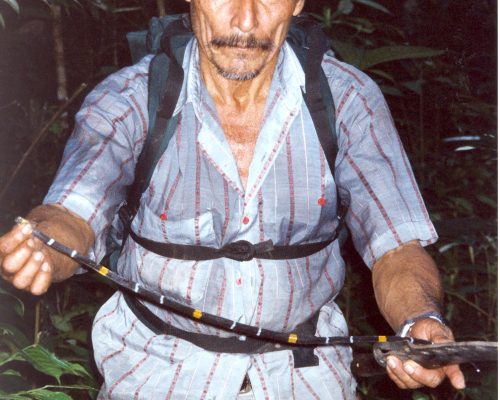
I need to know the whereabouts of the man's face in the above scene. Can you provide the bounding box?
[186,0,305,81]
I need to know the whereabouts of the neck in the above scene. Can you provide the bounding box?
[199,50,279,112]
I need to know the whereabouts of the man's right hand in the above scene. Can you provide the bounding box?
[0,222,54,295]
[0,204,95,296]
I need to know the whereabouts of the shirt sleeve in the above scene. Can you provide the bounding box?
[323,55,438,268]
[43,56,152,262]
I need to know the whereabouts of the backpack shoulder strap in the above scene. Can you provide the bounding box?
[287,15,338,179]
[120,14,192,229]
[288,15,349,241]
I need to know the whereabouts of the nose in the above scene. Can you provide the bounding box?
[231,0,258,33]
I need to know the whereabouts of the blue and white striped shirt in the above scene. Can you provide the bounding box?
[45,38,437,400]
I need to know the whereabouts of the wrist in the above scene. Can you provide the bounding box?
[397,311,446,337]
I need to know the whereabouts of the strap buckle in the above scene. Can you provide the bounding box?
[219,240,274,262]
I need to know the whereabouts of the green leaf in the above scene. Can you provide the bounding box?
[402,79,424,95]
[476,194,496,209]
[28,389,72,400]
[379,85,403,97]
[337,0,354,15]
[412,391,431,400]
[19,345,91,384]
[0,322,30,348]
[1,369,22,377]
[353,0,391,14]
[0,350,24,367]
[368,69,396,83]
[360,46,445,70]
[329,42,445,71]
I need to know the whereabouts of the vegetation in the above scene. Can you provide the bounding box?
[0,0,496,399]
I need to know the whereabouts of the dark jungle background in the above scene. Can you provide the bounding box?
[0,0,496,399]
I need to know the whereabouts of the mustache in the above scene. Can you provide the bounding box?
[210,34,274,51]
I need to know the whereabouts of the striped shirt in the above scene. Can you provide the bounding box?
[44,38,437,400]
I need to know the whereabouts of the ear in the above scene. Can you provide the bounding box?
[293,0,305,16]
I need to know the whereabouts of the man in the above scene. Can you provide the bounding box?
[0,0,465,398]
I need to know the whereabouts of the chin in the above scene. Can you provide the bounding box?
[216,68,262,81]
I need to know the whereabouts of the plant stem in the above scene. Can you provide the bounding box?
[50,4,68,102]
[445,290,489,318]
[0,83,87,204]
[156,0,166,16]
[34,301,40,345]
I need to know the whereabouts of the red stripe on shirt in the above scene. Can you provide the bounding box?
[317,349,348,400]
[296,369,321,400]
[305,257,315,313]
[221,181,230,243]
[194,141,202,245]
[350,209,376,264]
[288,352,297,400]
[164,361,185,400]
[247,110,295,200]
[100,319,139,370]
[215,269,227,337]
[88,153,134,224]
[282,261,295,331]
[252,357,270,400]
[285,134,295,245]
[255,259,265,326]
[107,335,159,398]
[336,85,354,117]
[161,171,181,241]
[93,294,120,328]
[324,59,365,87]
[346,153,402,245]
[200,353,221,400]
[258,190,265,242]
[59,107,134,204]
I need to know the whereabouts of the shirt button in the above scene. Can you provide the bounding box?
[159,213,168,220]
[242,216,250,225]
[317,197,326,206]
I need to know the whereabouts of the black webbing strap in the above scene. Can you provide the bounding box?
[289,16,338,178]
[123,291,319,368]
[119,18,189,232]
[129,232,333,262]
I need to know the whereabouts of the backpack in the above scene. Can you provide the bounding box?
[109,13,346,265]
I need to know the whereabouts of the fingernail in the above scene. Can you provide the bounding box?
[387,357,397,369]
[27,239,35,248]
[403,362,415,374]
[456,376,466,389]
[33,252,44,262]
[21,224,32,235]
[41,262,50,273]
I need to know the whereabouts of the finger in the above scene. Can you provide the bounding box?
[386,358,409,389]
[29,262,53,295]
[1,237,38,275]
[11,251,45,290]
[386,356,423,389]
[402,360,445,388]
[443,364,466,389]
[0,223,33,257]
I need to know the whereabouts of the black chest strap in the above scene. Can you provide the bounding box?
[127,199,347,262]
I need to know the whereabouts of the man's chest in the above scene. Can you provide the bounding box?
[138,104,339,246]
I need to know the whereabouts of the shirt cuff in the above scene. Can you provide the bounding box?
[363,220,438,269]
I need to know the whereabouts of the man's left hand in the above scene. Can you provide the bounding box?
[385,318,466,390]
